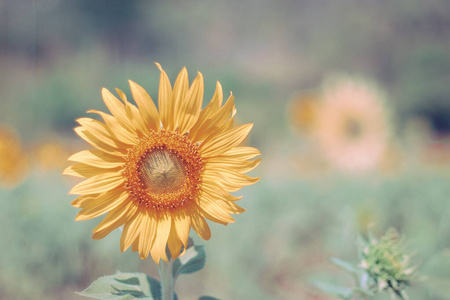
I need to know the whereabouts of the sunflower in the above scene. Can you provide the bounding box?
[313,76,390,173]
[64,64,260,263]
[32,138,70,172]
[0,126,29,188]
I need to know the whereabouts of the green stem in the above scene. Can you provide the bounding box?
[158,259,175,300]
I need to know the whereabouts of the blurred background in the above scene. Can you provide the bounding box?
[1,0,450,299]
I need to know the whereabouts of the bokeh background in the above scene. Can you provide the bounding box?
[1,1,450,299]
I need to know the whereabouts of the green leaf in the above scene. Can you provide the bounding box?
[77,271,161,300]
[198,297,220,300]
[313,280,353,300]
[330,258,360,275]
[172,245,206,279]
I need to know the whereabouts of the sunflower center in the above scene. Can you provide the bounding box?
[140,149,187,194]
[345,118,363,139]
[123,130,204,211]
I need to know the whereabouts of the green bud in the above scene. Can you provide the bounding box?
[358,228,417,298]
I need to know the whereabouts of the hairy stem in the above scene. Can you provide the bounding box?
[158,259,174,300]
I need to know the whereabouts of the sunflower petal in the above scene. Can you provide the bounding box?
[129,80,161,132]
[200,123,253,157]
[167,223,183,260]
[63,163,119,178]
[191,214,211,240]
[69,172,124,195]
[138,211,157,260]
[77,118,127,149]
[68,150,124,168]
[206,158,261,173]
[156,63,173,130]
[120,212,143,252]
[190,93,235,143]
[75,189,128,221]
[200,180,243,202]
[198,192,236,223]
[150,212,171,263]
[171,67,189,130]
[74,127,125,156]
[101,88,135,132]
[178,72,204,134]
[87,110,138,145]
[91,201,138,239]
[222,146,261,160]
[116,88,149,136]
[172,210,191,249]
[190,81,223,133]
[71,195,96,208]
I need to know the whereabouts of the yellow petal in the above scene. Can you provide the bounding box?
[87,110,138,145]
[190,81,223,136]
[120,212,143,252]
[206,158,261,173]
[101,88,135,132]
[68,150,124,168]
[172,210,191,249]
[190,94,235,143]
[171,67,189,130]
[167,224,182,260]
[199,179,242,202]
[221,146,261,160]
[129,80,161,132]
[74,127,125,156]
[200,123,253,157]
[92,200,138,239]
[150,212,171,263]
[177,72,204,134]
[75,189,128,221]
[198,192,236,224]
[138,212,157,260]
[217,200,246,214]
[132,237,140,252]
[69,172,124,195]
[190,214,211,240]
[116,88,150,136]
[203,169,260,192]
[156,63,173,130]
[63,163,119,178]
[77,118,126,149]
[71,195,97,208]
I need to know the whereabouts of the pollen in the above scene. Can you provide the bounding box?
[123,130,204,211]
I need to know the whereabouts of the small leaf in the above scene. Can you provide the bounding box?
[330,258,360,275]
[172,245,206,279]
[77,271,161,300]
[199,296,220,300]
[313,280,353,300]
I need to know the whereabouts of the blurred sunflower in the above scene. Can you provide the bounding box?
[32,139,70,172]
[64,64,260,263]
[287,91,320,135]
[313,76,390,173]
[0,126,29,188]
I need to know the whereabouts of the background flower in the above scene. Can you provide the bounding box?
[313,76,391,173]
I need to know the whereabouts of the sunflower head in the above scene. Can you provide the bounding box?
[313,75,391,173]
[64,64,260,263]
